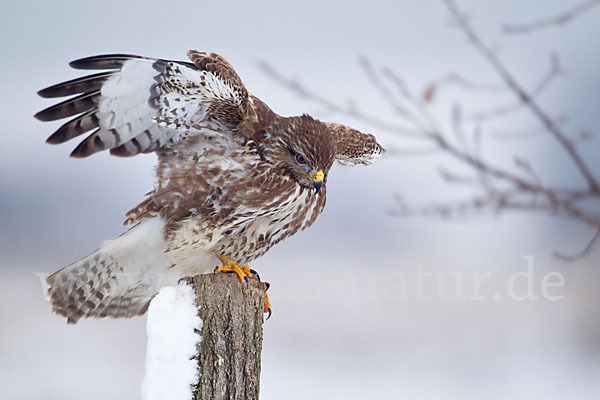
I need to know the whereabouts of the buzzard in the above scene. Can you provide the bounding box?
[35,50,384,323]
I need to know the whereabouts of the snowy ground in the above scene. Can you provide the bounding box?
[3,233,600,400]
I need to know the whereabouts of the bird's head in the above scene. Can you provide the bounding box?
[257,115,385,194]
[259,114,336,194]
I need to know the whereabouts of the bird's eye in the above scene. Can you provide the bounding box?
[295,153,307,164]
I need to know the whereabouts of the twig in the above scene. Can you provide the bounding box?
[358,57,429,131]
[469,54,564,121]
[554,228,600,260]
[444,0,600,194]
[503,0,600,34]
[389,191,551,219]
[422,73,506,103]
[489,126,550,141]
[257,61,421,138]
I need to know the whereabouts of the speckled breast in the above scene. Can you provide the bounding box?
[212,184,326,264]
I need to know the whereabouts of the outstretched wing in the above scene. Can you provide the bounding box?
[35,51,249,157]
[325,123,385,165]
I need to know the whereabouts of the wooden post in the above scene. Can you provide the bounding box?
[183,273,265,400]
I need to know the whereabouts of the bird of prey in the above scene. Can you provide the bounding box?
[35,50,384,324]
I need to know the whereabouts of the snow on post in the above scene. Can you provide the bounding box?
[141,274,265,400]
[141,282,202,400]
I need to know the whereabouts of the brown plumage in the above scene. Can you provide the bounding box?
[36,50,384,323]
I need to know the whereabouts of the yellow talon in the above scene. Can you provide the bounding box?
[214,255,273,319]
[214,255,254,286]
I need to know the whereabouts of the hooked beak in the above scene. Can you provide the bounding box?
[312,170,324,194]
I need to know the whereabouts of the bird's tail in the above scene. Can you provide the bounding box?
[46,219,172,324]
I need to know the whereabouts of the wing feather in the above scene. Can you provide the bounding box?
[37,72,117,98]
[69,54,152,70]
[34,91,99,122]
[46,110,99,144]
[36,51,249,157]
[325,123,385,165]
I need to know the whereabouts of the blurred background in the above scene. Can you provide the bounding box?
[1,0,599,399]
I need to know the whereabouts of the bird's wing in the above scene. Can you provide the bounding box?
[35,51,249,157]
[325,123,385,165]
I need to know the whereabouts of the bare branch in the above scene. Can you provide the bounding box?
[358,58,412,122]
[375,66,552,194]
[513,156,542,185]
[257,61,422,138]
[489,115,570,141]
[444,0,600,194]
[389,191,551,220]
[469,54,565,121]
[489,127,551,141]
[422,72,506,103]
[380,67,443,134]
[554,228,600,260]
[574,128,595,143]
[361,54,572,203]
[438,167,480,185]
[503,0,600,34]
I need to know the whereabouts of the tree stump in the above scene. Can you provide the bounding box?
[183,273,265,400]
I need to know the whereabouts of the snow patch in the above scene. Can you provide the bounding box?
[141,282,202,400]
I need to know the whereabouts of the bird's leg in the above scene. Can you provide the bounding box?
[214,255,272,319]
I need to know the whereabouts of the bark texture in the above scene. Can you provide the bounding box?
[184,273,265,400]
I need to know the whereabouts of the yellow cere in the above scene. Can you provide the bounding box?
[313,170,324,182]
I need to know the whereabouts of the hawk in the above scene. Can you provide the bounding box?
[35,50,384,323]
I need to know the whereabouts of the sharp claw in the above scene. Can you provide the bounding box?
[243,275,249,288]
[213,266,219,273]
[266,308,272,320]
[250,268,261,281]
[263,282,270,292]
